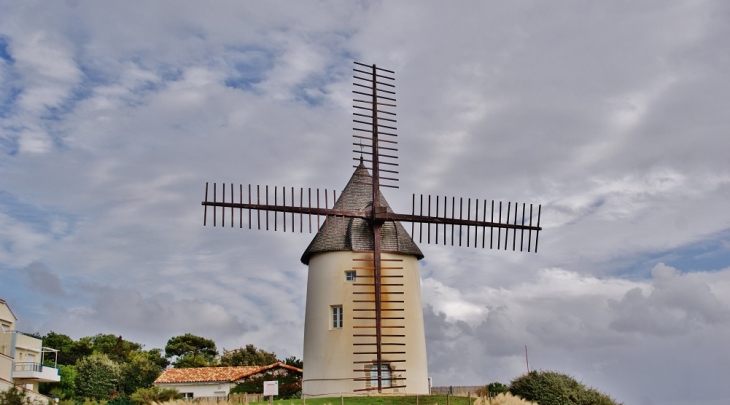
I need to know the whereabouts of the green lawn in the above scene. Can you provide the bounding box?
[248,395,477,405]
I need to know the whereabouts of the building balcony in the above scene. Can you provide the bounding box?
[12,362,60,382]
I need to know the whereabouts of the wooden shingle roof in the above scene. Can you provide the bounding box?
[300,163,424,264]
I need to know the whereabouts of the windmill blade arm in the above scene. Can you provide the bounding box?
[380,212,542,231]
[201,201,368,219]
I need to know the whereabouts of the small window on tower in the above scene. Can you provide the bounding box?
[345,271,356,282]
[331,305,343,329]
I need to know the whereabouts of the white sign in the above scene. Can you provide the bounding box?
[263,380,279,396]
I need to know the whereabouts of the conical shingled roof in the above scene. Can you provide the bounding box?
[300,163,424,264]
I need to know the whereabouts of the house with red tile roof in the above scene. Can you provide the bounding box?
[153,362,302,399]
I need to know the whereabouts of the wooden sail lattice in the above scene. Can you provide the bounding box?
[201,62,542,393]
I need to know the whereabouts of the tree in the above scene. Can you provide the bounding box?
[164,333,217,368]
[119,352,164,396]
[67,337,95,365]
[41,332,77,366]
[283,356,303,369]
[510,370,622,405]
[141,348,170,369]
[89,334,143,363]
[75,353,121,400]
[42,332,146,366]
[41,364,76,399]
[219,344,278,367]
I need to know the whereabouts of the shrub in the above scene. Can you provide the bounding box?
[476,382,509,397]
[44,365,76,399]
[489,392,538,405]
[75,353,121,400]
[106,395,134,405]
[59,399,105,405]
[119,353,163,395]
[0,386,53,405]
[509,370,622,405]
[129,387,181,405]
[230,369,301,399]
[79,399,107,405]
[0,386,33,405]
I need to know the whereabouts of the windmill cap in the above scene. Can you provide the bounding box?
[300,163,424,264]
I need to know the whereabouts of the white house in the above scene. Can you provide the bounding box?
[0,299,60,402]
[153,362,302,399]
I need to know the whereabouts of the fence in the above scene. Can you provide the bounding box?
[164,392,497,405]
[195,389,491,404]
[194,393,264,404]
[431,386,483,396]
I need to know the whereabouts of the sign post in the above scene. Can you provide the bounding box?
[263,381,278,405]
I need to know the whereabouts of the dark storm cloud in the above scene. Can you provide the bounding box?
[22,261,65,296]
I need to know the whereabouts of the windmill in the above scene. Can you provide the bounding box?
[201,62,542,395]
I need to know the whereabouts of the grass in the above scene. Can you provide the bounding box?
[245,395,478,405]
[163,394,536,405]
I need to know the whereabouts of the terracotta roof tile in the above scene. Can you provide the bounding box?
[154,362,303,384]
[154,366,263,384]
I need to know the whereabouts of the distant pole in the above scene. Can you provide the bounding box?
[525,345,530,373]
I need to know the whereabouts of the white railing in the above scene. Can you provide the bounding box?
[14,362,45,372]
[12,361,60,382]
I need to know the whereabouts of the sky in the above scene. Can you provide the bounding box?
[1,1,729,404]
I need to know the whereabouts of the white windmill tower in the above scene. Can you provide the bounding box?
[201,62,543,396]
[299,160,429,395]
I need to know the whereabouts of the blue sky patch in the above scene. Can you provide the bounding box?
[291,63,346,107]
[0,190,76,240]
[223,47,275,92]
[615,228,730,279]
[0,87,21,119]
[0,135,19,156]
[0,36,12,63]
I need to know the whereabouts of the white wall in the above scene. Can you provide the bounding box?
[156,382,233,398]
[0,354,12,381]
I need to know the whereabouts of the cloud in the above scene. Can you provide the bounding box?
[34,285,253,350]
[89,286,250,336]
[22,261,65,296]
[424,264,730,404]
[609,263,730,335]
